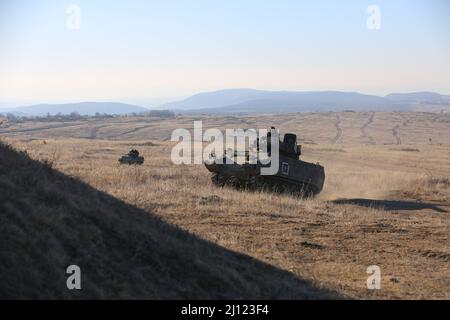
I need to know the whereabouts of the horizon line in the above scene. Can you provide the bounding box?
[1,88,449,110]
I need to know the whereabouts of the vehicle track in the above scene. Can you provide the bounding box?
[390,112,408,145]
[392,125,402,145]
[360,112,376,145]
[88,125,111,139]
[400,114,410,126]
[113,125,155,138]
[0,122,85,134]
[330,113,342,144]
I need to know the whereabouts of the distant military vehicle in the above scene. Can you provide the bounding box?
[118,149,144,165]
[204,130,325,197]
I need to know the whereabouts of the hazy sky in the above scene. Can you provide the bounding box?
[1,0,449,107]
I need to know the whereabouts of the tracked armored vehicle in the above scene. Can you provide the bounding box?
[204,130,325,197]
[118,149,144,165]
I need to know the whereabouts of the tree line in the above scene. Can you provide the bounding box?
[0,110,176,123]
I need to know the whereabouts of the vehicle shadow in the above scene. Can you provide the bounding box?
[332,198,448,213]
[0,142,341,299]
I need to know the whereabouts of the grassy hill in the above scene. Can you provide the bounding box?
[0,141,335,299]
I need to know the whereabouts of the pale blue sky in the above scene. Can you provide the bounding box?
[1,0,449,107]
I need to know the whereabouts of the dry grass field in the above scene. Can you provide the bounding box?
[1,111,449,299]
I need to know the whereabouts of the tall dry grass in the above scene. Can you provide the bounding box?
[5,137,448,299]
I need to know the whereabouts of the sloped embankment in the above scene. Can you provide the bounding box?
[0,142,336,299]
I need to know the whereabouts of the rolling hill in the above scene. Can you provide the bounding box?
[164,89,393,113]
[385,92,450,104]
[164,89,450,114]
[3,90,450,117]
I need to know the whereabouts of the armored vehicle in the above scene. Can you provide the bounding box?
[118,149,144,165]
[204,130,325,197]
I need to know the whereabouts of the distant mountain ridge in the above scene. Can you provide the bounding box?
[2,102,149,116]
[385,92,450,104]
[164,89,391,110]
[164,89,450,114]
[2,89,449,117]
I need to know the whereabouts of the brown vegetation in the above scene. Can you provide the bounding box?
[1,111,449,299]
[0,141,335,299]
